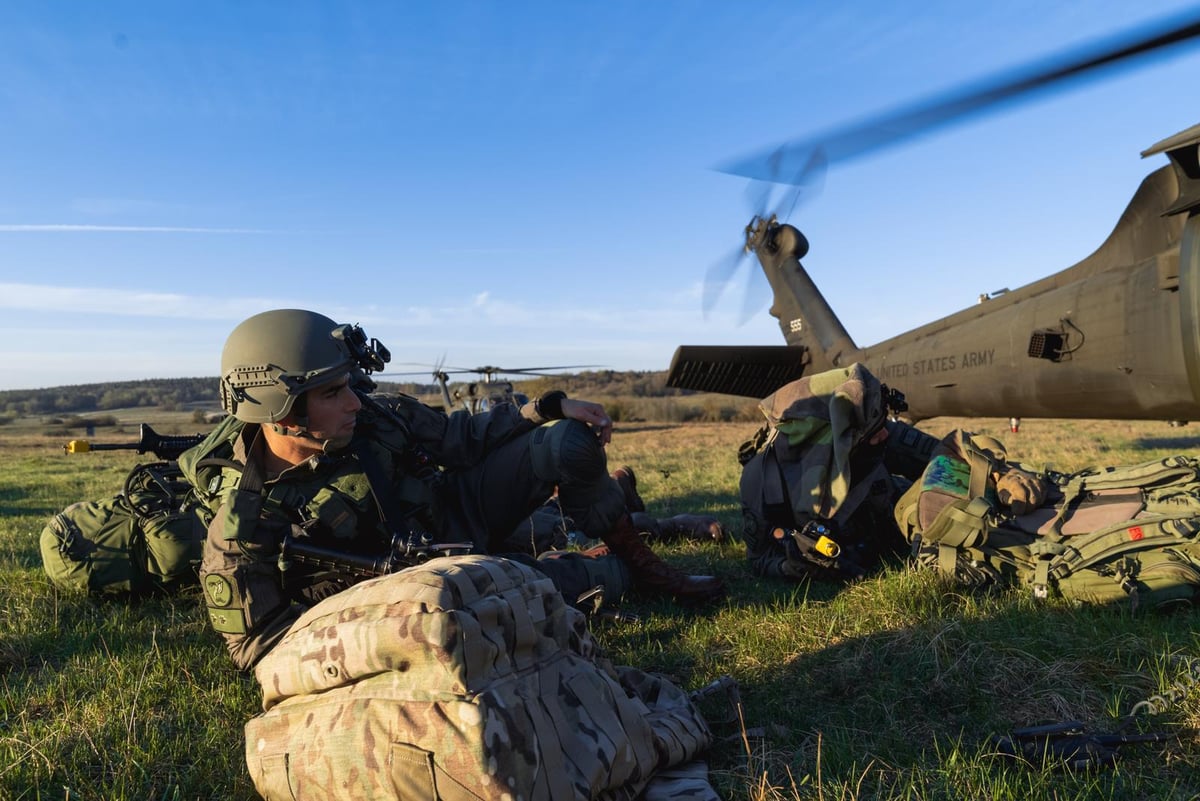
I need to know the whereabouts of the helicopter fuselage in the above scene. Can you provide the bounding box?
[670,123,1200,424]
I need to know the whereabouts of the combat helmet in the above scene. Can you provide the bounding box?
[219,309,388,424]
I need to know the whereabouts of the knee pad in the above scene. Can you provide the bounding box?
[529,419,625,537]
[529,419,607,484]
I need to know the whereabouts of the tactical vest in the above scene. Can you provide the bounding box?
[179,412,439,551]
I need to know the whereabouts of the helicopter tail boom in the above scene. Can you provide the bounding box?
[757,221,860,372]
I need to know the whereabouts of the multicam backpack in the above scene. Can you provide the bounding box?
[245,555,718,801]
[895,430,1200,610]
[39,461,208,597]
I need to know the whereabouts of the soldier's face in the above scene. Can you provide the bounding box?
[301,375,362,449]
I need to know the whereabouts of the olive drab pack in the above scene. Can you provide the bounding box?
[738,363,919,581]
[245,555,718,801]
[39,461,209,596]
[895,429,1200,610]
[179,411,439,544]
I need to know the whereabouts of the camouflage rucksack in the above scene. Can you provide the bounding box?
[895,430,1200,610]
[39,461,209,597]
[738,363,927,582]
[245,555,718,800]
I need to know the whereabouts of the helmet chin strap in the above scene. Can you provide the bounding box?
[268,420,345,455]
[270,419,319,441]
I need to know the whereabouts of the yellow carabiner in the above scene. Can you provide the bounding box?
[815,535,841,558]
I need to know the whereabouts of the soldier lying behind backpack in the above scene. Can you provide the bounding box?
[181,310,726,799]
[739,363,938,583]
[896,429,1200,610]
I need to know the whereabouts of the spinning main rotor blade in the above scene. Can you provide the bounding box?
[382,364,600,378]
[720,9,1200,184]
[455,364,603,377]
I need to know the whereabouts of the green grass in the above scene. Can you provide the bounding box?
[1,413,1198,799]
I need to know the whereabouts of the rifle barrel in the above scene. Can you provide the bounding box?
[63,423,207,460]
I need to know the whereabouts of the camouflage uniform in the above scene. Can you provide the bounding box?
[181,392,631,671]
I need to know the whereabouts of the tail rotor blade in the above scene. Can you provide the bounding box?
[703,245,750,318]
[738,251,772,325]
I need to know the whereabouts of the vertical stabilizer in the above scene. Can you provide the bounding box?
[755,221,859,371]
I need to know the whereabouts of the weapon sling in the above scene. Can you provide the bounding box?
[350,438,437,558]
[272,440,452,585]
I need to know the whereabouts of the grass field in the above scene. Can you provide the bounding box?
[1,409,1198,799]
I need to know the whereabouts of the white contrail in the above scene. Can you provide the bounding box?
[0,224,269,233]
[0,283,287,320]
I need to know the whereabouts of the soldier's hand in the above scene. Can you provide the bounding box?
[996,468,1049,515]
[561,398,613,446]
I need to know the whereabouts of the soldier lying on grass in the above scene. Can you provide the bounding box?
[181,309,725,670]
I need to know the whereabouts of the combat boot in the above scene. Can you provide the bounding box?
[632,512,724,543]
[601,514,725,604]
[611,465,646,513]
[656,514,726,543]
[629,512,663,539]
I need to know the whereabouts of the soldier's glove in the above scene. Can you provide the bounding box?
[779,558,810,581]
[995,468,1050,515]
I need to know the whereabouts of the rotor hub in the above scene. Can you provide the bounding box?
[770,223,809,260]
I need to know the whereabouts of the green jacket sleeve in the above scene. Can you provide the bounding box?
[199,507,305,672]
[371,393,540,469]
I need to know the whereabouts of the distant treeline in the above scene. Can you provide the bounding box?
[0,371,760,424]
[0,378,221,417]
[510,370,687,399]
[502,371,760,423]
[0,371,685,415]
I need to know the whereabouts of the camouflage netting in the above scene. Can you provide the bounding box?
[246,555,716,800]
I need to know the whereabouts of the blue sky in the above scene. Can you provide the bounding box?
[2,2,1200,391]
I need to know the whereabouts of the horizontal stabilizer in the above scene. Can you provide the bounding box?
[666,345,808,398]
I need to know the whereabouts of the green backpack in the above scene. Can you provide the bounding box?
[39,461,210,597]
[895,430,1200,610]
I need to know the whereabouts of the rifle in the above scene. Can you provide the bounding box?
[992,720,1176,770]
[64,423,207,461]
[278,530,474,584]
